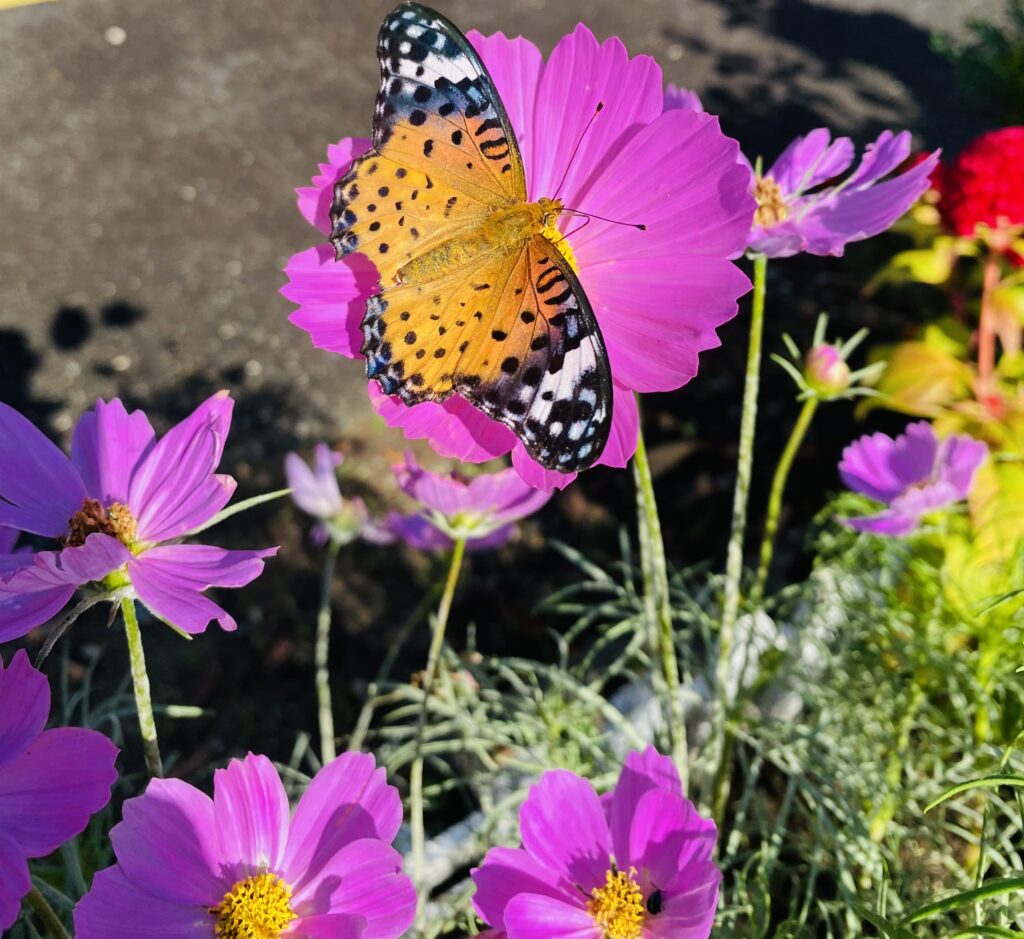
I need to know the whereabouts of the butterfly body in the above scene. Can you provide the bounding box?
[331,3,613,472]
[396,198,564,286]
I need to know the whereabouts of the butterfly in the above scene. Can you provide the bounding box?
[329,2,613,473]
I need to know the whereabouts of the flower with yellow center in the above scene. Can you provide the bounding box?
[588,867,646,939]
[210,873,297,939]
[752,175,790,229]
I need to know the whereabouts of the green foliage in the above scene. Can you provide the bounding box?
[934,0,1024,125]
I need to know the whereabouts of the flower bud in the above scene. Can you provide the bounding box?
[804,344,851,397]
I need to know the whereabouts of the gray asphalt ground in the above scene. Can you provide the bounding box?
[0,0,1006,469]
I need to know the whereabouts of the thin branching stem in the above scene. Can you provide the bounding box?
[410,536,467,931]
[25,885,71,939]
[632,422,688,788]
[121,597,163,778]
[712,251,767,821]
[315,539,342,766]
[755,396,819,598]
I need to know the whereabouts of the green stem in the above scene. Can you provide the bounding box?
[24,886,71,939]
[121,597,163,778]
[410,537,467,927]
[315,539,342,766]
[632,422,688,789]
[754,397,819,599]
[711,252,767,822]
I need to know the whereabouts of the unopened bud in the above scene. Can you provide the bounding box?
[805,344,851,397]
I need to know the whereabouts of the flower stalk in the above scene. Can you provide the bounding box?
[25,885,71,939]
[410,536,467,925]
[315,539,342,766]
[754,397,819,598]
[711,251,767,821]
[978,251,1001,385]
[632,423,688,789]
[121,597,163,778]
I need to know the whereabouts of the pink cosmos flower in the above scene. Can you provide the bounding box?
[746,129,940,258]
[0,395,276,641]
[0,650,118,931]
[388,452,551,551]
[471,747,720,939]
[839,421,987,535]
[283,25,754,491]
[74,751,415,939]
[285,444,393,547]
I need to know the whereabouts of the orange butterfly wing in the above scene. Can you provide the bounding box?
[328,3,613,471]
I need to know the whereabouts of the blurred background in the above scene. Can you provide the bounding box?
[0,0,1010,769]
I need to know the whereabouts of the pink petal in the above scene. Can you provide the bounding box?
[71,399,155,506]
[111,777,225,905]
[292,838,414,939]
[644,861,720,939]
[0,403,85,537]
[0,535,132,601]
[0,584,76,643]
[0,727,117,856]
[627,789,717,891]
[369,384,517,463]
[503,893,601,939]
[285,752,403,894]
[0,832,31,933]
[572,109,754,263]
[73,866,212,939]
[586,257,750,393]
[291,912,368,939]
[605,748,682,866]
[511,445,577,491]
[766,128,854,196]
[213,754,290,878]
[128,392,235,542]
[283,245,379,360]
[297,137,372,234]
[527,25,663,203]
[129,544,276,635]
[472,845,573,931]
[0,650,50,767]
[838,432,903,502]
[519,770,611,892]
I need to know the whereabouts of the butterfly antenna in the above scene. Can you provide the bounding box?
[553,102,604,199]
[561,208,647,231]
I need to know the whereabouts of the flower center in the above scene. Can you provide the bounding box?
[210,873,297,939]
[61,498,137,548]
[588,867,646,939]
[753,175,790,228]
[542,219,580,273]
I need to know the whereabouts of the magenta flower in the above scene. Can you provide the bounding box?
[74,751,415,939]
[472,747,720,939]
[285,444,391,547]
[0,395,276,641]
[839,421,987,536]
[746,129,939,258]
[283,25,754,490]
[388,452,551,551]
[0,650,118,931]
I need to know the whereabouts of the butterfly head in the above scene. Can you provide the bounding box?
[537,197,565,229]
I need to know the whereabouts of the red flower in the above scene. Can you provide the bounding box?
[938,127,1024,237]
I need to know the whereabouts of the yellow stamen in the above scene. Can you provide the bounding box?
[61,498,140,550]
[542,220,580,273]
[588,867,646,939]
[753,175,790,228]
[210,873,297,939]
